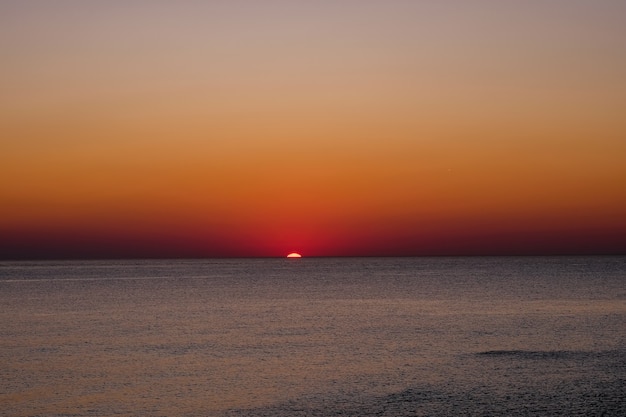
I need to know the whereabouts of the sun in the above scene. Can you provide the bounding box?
[286,252,302,258]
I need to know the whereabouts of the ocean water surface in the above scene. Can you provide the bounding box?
[1,256,624,416]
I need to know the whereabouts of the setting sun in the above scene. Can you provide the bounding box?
[287,253,302,258]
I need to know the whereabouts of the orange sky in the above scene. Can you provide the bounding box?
[1,1,625,258]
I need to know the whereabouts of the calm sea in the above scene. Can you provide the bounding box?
[1,256,624,416]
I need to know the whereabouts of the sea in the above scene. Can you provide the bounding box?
[1,256,624,416]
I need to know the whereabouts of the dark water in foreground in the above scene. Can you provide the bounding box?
[1,256,625,416]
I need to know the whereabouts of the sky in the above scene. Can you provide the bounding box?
[1,0,625,258]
